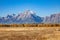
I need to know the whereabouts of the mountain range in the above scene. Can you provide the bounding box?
[43,13,60,24]
[0,10,60,24]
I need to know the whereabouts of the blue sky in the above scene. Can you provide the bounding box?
[0,0,60,17]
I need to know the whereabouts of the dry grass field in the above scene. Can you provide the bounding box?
[0,27,60,40]
[0,23,60,40]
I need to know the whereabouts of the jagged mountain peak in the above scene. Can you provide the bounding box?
[23,10,35,15]
[17,10,36,19]
[16,10,43,24]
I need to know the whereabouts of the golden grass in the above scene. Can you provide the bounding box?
[0,27,60,40]
[0,24,60,40]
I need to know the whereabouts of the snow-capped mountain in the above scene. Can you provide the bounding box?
[0,10,43,24]
[0,10,60,24]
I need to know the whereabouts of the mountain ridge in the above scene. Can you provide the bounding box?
[0,10,60,24]
[43,13,60,24]
[0,10,43,24]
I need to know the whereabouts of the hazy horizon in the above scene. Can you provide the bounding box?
[0,0,60,17]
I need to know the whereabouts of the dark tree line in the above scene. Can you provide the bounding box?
[0,24,60,27]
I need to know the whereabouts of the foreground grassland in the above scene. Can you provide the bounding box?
[0,27,60,40]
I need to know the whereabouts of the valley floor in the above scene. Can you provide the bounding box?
[0,27,60,40]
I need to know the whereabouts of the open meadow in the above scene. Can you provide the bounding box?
[0,27,60,40]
